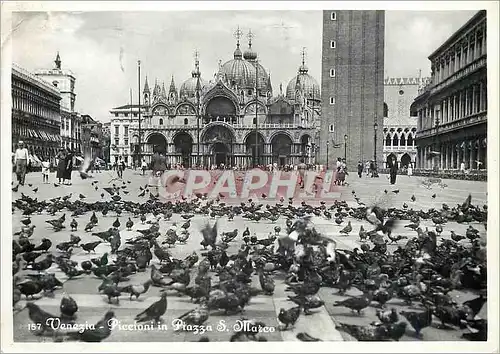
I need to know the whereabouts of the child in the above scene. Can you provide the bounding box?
[41,158,50,184]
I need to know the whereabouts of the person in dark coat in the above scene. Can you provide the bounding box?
[56,148,67,184]
[63,149,74,185]
[389,157,398,185]
[357,161,363,178]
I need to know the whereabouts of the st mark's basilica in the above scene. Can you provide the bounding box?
[122,29,321,168]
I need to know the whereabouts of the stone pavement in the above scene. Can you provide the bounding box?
[11,169,488,342]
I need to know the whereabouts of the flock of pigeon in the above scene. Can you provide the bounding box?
[11,175,488,342]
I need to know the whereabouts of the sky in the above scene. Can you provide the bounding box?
[10,9,479,122]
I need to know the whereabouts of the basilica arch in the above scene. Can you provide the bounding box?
[205,96,237,118]
[201,123,236,167]
[146,133,167,155]
[173,131,193,168]
[244,131,266,166]
[271,132,293,166]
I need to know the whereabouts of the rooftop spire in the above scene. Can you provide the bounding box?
[233,26,243,59]
[299,47,309,74]
[234,25,243,47]
[161,82,167,97]
[55,52,61,70]
[169,75,176,91]
[143,76,150,94]
[247,29,254,49]
[192,50,201,78]
[243,29,257,61]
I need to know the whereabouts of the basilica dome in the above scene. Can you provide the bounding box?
[219,44,257,89]
[286,63,320,101]
[179,71,207,99]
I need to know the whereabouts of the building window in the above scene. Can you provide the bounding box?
[124,138,129,146]
[114,126,119,136]
[328,124,334,133]
[114,138,119,146]
[383,102,388,117]
[124,113,128,117]
[133,113,137,117]
[330,40,336,49]
[253,118,257,125]
[124,125,129,136]
[248,89,252,95]
[399,90,404,96]
[329,69,336,77]
[330,12,336,20]
[114,113,118,117]
[159,118,164,125]
[385,134,391,146]
[329,97,335,105]
[184,118,188,125]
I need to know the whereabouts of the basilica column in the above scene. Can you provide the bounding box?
[476,142,482,169]
[472,84,477,114]
[469,142,474,170]
[479,81,484,111]
[443,145,448,169]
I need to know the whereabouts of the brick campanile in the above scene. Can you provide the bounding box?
[320,10,385,169]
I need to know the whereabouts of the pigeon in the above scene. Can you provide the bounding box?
[296,332,322,341]
[126,218,134,230]
[135,291,168,324]
[333,293,372,315]
[120,280,153,300]
[81,241,102,253]
[25,302,59,335]
[339,221,352,235]
[70,219,78,231]
[60,292,78,320]
[66,311,115,342]
[278,306,301,330]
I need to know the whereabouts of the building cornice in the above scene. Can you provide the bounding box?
[12,63,61,97]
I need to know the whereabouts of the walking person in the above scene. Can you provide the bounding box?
[297,158,307,189]
[14,141,29,186]
[120,158,126,178]
[141,159,147,176]
[41,157,50,184]
[117,157,124,179]
[357,161,363,178]
[63,148,74,185]
[56,148,66,184]
[460,161,466,174]
[389,157,398,185]
[407,163,413,177]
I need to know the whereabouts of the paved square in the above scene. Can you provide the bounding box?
[11,169,488,342]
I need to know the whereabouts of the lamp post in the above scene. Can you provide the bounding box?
[373,121,378,173]
[254,59,259,167]
[344,134,348,162]
[326,140,330,170]
[137,60,142,164]
[195,50,201,168]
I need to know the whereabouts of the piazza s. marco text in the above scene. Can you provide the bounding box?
[107,318,275,335]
